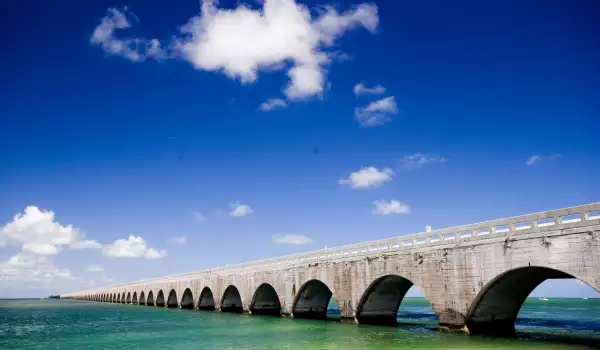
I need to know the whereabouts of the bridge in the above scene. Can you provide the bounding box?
[61,203,600,336]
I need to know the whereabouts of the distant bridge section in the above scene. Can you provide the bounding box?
[62,203,600,336]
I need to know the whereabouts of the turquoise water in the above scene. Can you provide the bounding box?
[1,298,598,349]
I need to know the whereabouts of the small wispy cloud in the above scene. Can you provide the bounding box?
[191,211,205,222]
[354,83,386,96]
[229,202,253,217]
[526,154,562,166]
[86,265,104,272]
[259,98,287,112]
[400,153,447,169]
[272,234,313,245]
[169,236,187,244]
[338,166,394,189]
[372,200,410,215]
[354,96,399,126]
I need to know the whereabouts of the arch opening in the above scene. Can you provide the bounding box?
[466,266,600,337]
[147,291,155,306]
[126,292,131,304]
[292,279,338,321]
[250,283,281,316]
[221,285,243,313]
[132,292,138,304]
[139,291,146,305]
[167,289,178,308]
[121,292,126,304]
[181,288,194,309]
[116,294,121,303]
[156,290,165,307]
[356,275,437,327]
[197,287,215,310]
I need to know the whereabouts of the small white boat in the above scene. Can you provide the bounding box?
[582,297,588,300]
[538,297,548,301]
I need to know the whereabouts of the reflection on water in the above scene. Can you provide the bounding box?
[0,298,598,350]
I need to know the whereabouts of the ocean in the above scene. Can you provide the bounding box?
[1,298,598,349]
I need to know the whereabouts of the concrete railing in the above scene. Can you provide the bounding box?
[66,203,600,295]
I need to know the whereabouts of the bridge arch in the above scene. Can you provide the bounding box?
[356,274,437,326]
[126,292,131,304]
[292,279,337,320]
[147,291,155,306]
[156,290,165,307]
[180,288,194,309]
[132,291,138,304]
[139,291,146,305]
[116,293,121,303]
[167,289,178,308]
[197,287,216,310]
[465,266,600,336]
[250,283,281,316]
[221,285,243,313]
[121,292,125,303]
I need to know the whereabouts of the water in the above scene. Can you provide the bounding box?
[1,298,598,349]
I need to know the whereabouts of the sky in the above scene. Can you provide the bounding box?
[0,0,599,300]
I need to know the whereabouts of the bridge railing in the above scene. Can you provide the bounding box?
[65,203,600,294]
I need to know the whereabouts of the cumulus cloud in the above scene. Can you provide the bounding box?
[169,235,187,244]
[86,265,104,272]
[354,83,385,96]
[104,235,167,259]
[400,153,447,169]
[338,166,393,189]
[272,234,313,245]
[526,154,562,166]
[0,253,74,283]
[259,98,288,111]
[372,200,410,215]
[91,1,379,100]
[229,202,253,217]
[354,96,398,126]
[0,206,101,256]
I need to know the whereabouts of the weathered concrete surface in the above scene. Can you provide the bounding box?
[62,204,600,335]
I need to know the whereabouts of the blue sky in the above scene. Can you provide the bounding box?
[0,0,598,299]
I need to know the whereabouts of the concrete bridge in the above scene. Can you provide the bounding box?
[62,203,600,336]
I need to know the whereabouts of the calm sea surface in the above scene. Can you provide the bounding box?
[1,298,598,349]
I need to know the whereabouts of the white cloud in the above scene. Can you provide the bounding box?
[372,200,410,215]
[338,166,393,189]
[354,83,385,96]
[90,7,167,62]
[400,153,447,169]
[229,202,253,217]
[259,98,288,111]
[0,253,74,283]
[0,206,101,256]
[169,235,187,244]
[272,234,313,245]
[192,211,205,222]
[354,96,398,126]
[526,154,562,166]
[91,1,379,100]
[86,265,104,272]
[104,235,167,259]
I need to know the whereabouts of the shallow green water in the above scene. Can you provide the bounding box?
[1,298,598,349]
